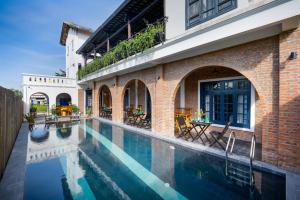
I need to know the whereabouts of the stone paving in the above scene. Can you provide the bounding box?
[0,123,28,200]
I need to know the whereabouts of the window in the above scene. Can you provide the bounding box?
[200,78,251,128]
[186,0,237,28]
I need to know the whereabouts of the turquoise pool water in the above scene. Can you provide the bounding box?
[24,119,285,200]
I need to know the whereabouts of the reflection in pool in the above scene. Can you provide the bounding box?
[24,119,286,200]
[30,127,49,143]
[56,123,72,139]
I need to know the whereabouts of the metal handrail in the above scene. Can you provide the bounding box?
[225,131,236,157]
[249,134,256,187]
[225,131,236,176]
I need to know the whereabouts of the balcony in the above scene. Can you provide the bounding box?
[22,74,76,88]
[78,18,166,79]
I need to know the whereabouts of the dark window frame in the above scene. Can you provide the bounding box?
[186,0,238,29]
[200,78,251,128]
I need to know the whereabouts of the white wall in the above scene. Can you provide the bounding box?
[65,29,90,79]
[22,74,78,113]
[165,0,268,40]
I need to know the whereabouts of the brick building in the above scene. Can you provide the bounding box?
[75,0,300,173]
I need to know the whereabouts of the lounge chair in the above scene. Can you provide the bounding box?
[176,116,193,140]
[208,121,231,150]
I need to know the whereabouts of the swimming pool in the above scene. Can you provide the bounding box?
[24,119,285,200]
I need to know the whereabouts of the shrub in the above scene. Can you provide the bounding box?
[72,104,79,113]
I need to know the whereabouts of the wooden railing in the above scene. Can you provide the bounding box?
[0,87,23,179]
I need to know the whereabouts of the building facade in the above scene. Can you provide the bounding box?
[22,22,92,114]
[75,0,300,173]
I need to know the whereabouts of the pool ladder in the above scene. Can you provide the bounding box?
[225,132,256,188]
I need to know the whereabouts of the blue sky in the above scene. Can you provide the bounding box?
[0,0,122,90]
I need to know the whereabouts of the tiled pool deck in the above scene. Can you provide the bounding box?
[0,119,299,200]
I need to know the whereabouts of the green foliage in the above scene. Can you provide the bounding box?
[51,104,57,115]
[11,89,23,98]
[86,107,93,116]
[31,104,48,112]
[30,106,37,113]
[72,104,79,113]
[78,21,165,79]
[24,113,35,124]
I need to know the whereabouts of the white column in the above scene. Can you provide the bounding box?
[135,80,138,109]
[180,80,185,108]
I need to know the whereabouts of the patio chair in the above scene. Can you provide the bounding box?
[139,113,151,129]
[176,116,193,140]
[126,110,135,125]
[208,121,231,150]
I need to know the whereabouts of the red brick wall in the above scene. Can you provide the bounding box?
[78,89,84,114]
[278,28,300,172]
[90,29,300,172]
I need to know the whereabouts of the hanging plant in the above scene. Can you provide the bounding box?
[78,20,165,79]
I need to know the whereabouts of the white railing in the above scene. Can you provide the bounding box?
[22,73,76,87]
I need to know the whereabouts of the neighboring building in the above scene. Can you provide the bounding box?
[76,0,300,173]
[22,22,93,114]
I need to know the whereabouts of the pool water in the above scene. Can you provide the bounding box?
[24,119,286,200]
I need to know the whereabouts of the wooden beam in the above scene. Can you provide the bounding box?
[87,0,161,55]
[107,38,110,52]
[128,20,132,38]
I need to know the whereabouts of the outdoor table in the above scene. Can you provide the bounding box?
[189,121,211,143]
[132,112,145,126]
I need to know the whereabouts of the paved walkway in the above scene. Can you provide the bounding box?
[0,123,29,200]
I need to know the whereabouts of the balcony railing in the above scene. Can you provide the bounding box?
[22,74,76,87]
[78,17,167,79]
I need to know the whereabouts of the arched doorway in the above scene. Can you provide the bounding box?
[56,93,72,106]
[99,85,112,119]
[56,93,72,116]
[173,66,261,157]
[29,92,49,115]
[123,79,152,129]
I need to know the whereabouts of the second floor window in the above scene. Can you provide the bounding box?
[187,0,237,28]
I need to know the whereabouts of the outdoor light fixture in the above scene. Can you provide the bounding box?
[289,52,297,60]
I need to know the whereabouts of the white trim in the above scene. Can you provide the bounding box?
[180,80,185,108]
[197,76,255,132]
[199,76,244,83]
[135,80,138,109]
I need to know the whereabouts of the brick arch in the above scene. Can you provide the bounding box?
[98,84,112,104]
[163,64,267,138]
[170,65,263,105]
[119,78,153,125]
[120,79,153,109]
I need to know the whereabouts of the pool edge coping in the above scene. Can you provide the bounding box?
[94,117,300,200]
[0,122,29,200]
[93,117,287,174]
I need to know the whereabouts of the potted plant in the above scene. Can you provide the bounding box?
[86,107,93,118]
[24,113,35,130]
[71,104,79,114]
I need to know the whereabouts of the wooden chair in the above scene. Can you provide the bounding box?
[208,121,231,150]
[139,113,151,129]
[176,116,193,140]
